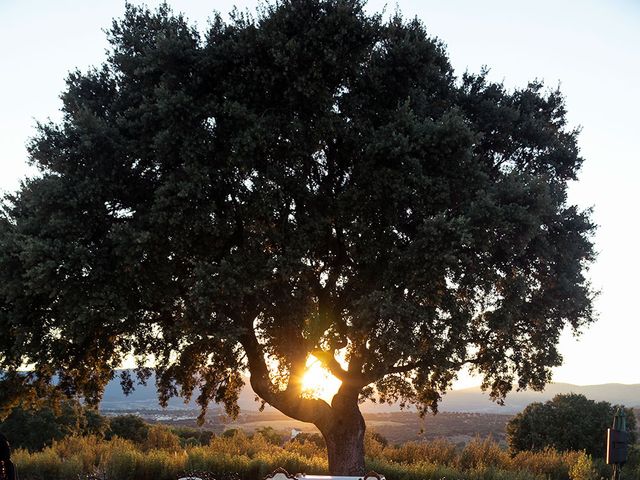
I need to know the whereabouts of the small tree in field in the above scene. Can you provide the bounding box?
[0,1,594,474]
[107,414,149,445]
[507,394,637,458]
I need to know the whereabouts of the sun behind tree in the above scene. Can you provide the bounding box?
[301,356,343,402]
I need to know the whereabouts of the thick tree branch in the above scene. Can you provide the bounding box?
[239,326,334,428]
[311,348,349,382]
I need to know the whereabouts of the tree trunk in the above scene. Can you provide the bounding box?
[318,391,366,476]
[241,332,368,475]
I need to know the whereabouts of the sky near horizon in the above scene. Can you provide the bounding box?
[1,0,639,390]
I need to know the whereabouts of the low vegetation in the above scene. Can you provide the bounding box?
[9,426,640,480]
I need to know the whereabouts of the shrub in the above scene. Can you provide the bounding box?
[144,424,181,451]
[458,437,510,470]
[172,426,215,447]
[136,449,186,480]
[103,447,143,480]
[209,430,279,458]
[364,430,386,458]
[511,447,572,479]
[283,438,326,459]
[0,400,108,451]
[12,448,62,480]
[290,432,325,448]
[382,438,457,466]
[107,415,149,444]
[568,451,598,480]
[255,427,285,446]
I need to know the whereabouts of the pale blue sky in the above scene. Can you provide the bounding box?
[1,0,639,388]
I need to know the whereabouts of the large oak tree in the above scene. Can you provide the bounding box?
[0,1,595,474]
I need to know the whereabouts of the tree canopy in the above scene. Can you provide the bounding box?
[507,394,636,458]
[107,414,150,445]
[0,400,108,451]
[0,0,595,474]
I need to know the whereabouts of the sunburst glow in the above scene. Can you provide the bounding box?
[301,355,342,402]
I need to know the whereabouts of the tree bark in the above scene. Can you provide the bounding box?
[322,411,366,475]
[318,388,366,476]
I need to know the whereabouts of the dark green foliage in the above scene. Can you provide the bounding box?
[255,426,285,445]
[0,400,108,451]
[506,393,637,458]
[625,444,640,474]
[172,426,215,447]
[107,414,149,444]
[0,0,594,470]
[84,408,111,438]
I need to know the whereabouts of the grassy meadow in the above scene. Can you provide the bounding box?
[11,426,640,480]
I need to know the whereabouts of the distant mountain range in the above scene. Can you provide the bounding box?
[436,383,640,414]
[100,372,640,414]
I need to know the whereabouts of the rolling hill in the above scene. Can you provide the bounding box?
[100,371,640,414]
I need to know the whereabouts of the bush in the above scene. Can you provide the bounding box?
[511,447,571,479]
[51,435,108,471]
[186,448,250,476]
[136,449,186,480]
[12,448,62,480]
[458,437,510,470]
[568,451,598,480]
[144,424,181,451]
[209,430,281,459]
[107,415,149,444]
[172,426,215,447]
[254,427,285,446]
[104,447,143,480]
[0,400,109,451]
[290,432,325,448]
[364,430,385,458]
[382,438,457,465]
[283,438,326,459]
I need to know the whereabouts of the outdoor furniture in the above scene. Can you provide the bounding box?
[264,467,385,480]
